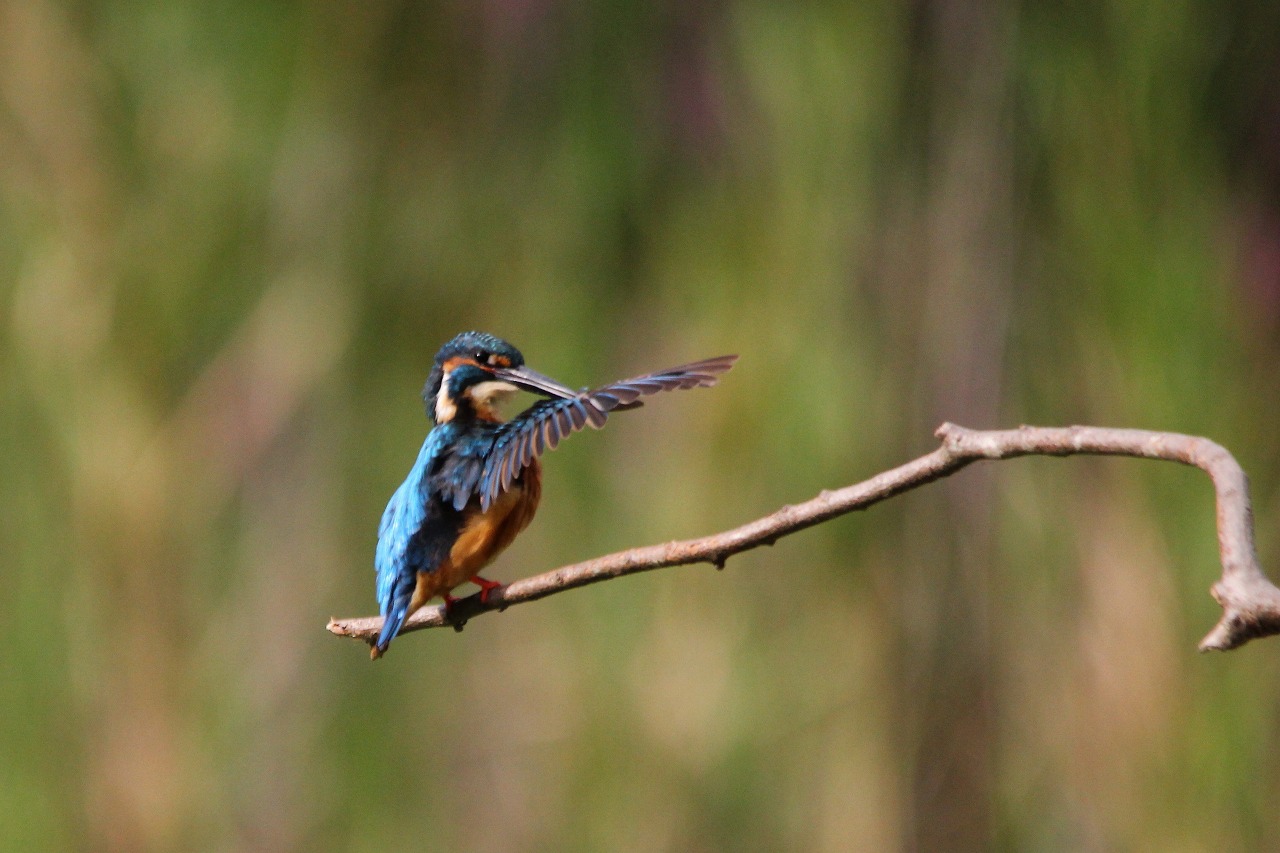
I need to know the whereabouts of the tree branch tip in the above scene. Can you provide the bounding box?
[1197,632,1234,653]
[1198,616,1252,653]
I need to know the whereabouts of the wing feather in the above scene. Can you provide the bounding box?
[473,354,736,511]
[553,406,574,443]
[535,419,549,456]
[518,427,535,469]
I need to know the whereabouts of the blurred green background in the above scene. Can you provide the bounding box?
[3,1,1280,850]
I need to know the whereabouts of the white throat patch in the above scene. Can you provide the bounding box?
[467,380,519,408]
[435,369,457,422]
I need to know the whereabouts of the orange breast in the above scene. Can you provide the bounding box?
[412,459,542,608]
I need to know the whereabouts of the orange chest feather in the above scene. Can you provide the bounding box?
[439,458,542,591]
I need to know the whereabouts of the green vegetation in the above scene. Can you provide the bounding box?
[2,1,1278,849]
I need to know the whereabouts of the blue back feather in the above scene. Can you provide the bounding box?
[373,427,456,650]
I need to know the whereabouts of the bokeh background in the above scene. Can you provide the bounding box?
[3,1,1280,850]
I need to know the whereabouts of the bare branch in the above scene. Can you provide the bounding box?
[328,423,1280,654]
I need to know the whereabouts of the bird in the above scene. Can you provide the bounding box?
[372,331,737,658]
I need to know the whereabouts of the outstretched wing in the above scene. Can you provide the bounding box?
[587,355,741,412]
[476,354,738,510]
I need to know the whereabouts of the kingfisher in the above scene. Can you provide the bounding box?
[372,331,736,658]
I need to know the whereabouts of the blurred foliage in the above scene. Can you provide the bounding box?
[3,0,1280,850]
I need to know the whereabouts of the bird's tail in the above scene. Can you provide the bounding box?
[372,576,415,660]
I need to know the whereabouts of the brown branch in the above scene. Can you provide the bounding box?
[329,423,1280,654]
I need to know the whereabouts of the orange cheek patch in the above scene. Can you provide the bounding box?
[442,356,480,371]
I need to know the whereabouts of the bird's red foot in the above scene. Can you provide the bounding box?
[472,575,503,604]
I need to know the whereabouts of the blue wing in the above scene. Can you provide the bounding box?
[475,354,739,511]
[432,425,498,513]
[374,427,458,653]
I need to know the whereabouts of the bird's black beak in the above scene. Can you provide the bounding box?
[493,365,579,400]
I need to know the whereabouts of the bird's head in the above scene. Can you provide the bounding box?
[423,331,578,424]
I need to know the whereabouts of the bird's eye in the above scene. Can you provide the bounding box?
[473,350,486,362]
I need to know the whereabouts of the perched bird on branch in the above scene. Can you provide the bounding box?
[372,331,736,658]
